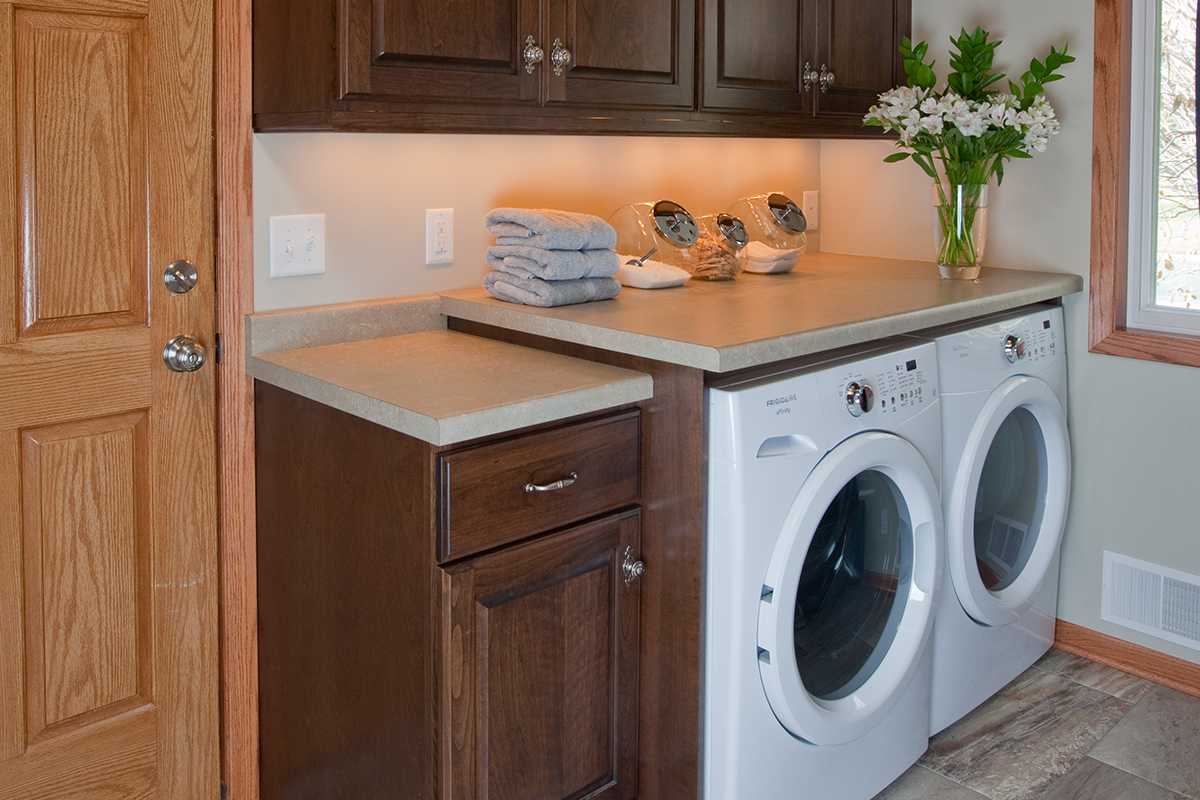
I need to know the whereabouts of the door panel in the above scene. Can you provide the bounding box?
[549,0,694,108]
[813,0,907,117]
[15,10,147,337]
[0,0,217,796]
[367,0,541,104]
[442,510,641,800]
[22,413,150,739]
[701,0,811,113]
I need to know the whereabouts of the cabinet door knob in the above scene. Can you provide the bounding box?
[622,546,645,586]
[802,62,819,93]
[550,38,572,76]
[819,64,835,93]
[523,35,544,73]
[525,471,577,493]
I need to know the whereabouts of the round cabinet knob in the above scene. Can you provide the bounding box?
[622,546,645,586]
[523,35,544,73]
[846,381,874,417]
[1003,334,1026,363]
[550,38,572,76]
[163,335,206,372]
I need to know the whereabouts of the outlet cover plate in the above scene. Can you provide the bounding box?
[426,208,454,265]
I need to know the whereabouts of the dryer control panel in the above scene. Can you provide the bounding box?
[930,306,1065,394]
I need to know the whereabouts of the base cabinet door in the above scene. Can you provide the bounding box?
[441,510,641,800]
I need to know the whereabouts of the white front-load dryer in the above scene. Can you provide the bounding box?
[706,339,942,800]
[922,305,1071,734]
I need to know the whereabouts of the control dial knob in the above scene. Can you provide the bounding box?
[845,381,874,417]
[1003,334,1026,363]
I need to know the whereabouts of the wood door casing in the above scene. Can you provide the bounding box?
[0,0,218,797]
[442,510,640,800]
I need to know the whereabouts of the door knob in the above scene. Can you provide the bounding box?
[163,335,206,372]
[163,259,198,294]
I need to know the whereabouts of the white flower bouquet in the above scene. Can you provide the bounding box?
[864,27,1073,270]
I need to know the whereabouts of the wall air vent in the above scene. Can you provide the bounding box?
[1102,551,1200,652]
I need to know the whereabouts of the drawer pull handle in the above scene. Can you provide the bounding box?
[525,472,577,493]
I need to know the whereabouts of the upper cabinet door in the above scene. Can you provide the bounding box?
[701,0,814,113]
[547,0,695,109]
[364,0,543,105]
[812,0,909,118]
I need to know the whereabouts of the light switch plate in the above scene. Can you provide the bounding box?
[269,214,326,277]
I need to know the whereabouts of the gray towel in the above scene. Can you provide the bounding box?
[486,208,618,251]
[483,271,621,307]
[486,245,620,281]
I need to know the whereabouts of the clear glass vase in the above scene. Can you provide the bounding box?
[933,183,988,279]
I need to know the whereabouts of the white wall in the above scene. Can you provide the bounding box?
[252,0,1200,665]
[253,134,820,311]
[821,0,1200,664]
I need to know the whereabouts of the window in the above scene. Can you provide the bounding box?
[1091,0,1200,367]
[1127,0,1200,333]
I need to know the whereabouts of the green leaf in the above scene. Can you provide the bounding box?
[883,152,912,163]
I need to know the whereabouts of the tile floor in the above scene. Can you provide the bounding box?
[874,648,1200,800]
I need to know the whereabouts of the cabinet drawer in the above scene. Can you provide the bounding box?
[438,411,639,561]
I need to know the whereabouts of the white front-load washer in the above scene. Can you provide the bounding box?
[706,339,942,800]
[922,305,1071,734]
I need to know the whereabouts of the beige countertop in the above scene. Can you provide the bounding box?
[246,253,1082,444]
[441,252,1084,373]
[245,297,653,446]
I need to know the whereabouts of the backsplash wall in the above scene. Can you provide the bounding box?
[253,134,821,311]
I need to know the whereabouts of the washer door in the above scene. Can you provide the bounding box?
[756,432,940,746]
[947,375,1070,627]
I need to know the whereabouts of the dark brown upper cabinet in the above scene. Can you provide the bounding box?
[253,0,906,135]
[701,0,910,127]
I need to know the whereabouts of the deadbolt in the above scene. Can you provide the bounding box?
[163,335,206,372]
[163,259,198,294]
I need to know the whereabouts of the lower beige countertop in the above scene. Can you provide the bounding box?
[441,252,1084,373]
[246,300,653,446]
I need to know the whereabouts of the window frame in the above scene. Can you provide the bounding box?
[1090,0,1200,367]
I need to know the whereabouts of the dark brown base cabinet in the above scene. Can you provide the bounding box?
[252,0,908,136]
[256,382,643,800]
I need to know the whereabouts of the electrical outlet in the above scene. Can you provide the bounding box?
[269,214,326,277]
[426,208,454,265]
[802,191,819,232]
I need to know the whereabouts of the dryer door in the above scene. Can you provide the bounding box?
[947,375,1070,627]
[756,431,940,746]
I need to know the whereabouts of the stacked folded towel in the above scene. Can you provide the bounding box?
[483,208,622,307]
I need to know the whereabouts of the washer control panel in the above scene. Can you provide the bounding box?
[837,350,935,419]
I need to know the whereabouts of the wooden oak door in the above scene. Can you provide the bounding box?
[442,510,641,800]
[0,0,219,797]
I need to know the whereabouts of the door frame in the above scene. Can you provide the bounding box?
[215,0,258,797]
